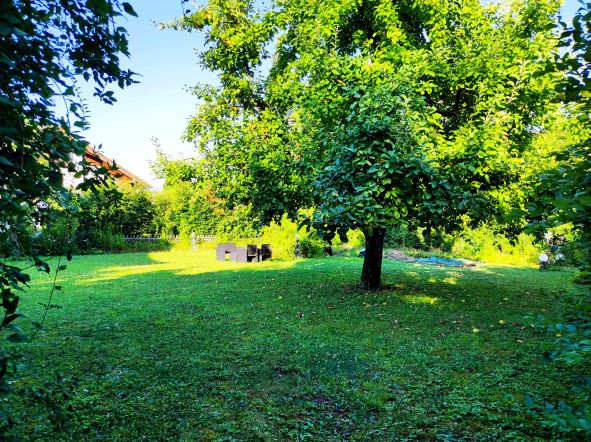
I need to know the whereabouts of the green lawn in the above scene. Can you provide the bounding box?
[11,251,581,440]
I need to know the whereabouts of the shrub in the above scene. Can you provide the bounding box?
[88,226,125,252]
[450,222,542,266]
[300,236,325,258]
[153,182,228,237]
[260,214,298,259]
[32,211,80,256]
[346,229,365,249]
[385,224,423,249]
[216,204,261,241]
[77,184,157,239]
[260,213,326,259]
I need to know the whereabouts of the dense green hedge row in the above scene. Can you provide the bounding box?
[27,182,583,267]
[28,184,327,257]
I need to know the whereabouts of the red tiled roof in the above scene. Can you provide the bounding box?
[84,147,150,188]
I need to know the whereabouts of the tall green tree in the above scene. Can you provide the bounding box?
[529,2,591,435]
[299,0,561,288]
[0,0,137,431]
[167,2,314,224]
[173,0,561,289]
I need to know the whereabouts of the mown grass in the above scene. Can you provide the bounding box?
[9,250,582,440]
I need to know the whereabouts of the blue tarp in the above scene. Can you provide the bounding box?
[416,257,466,267]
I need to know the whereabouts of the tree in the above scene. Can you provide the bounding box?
[300,0,561,288]
[172,0,561,289]
[0,0,137,431]
[76,183,156,238]
[309,81,457,289]
[166,4,314,225]
[538,0,591,275]
[529,2,591,435]
[149,137,203,187]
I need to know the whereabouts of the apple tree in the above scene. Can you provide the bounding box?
[173,0,561,289]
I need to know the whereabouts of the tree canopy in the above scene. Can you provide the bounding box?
[173,0,563,288]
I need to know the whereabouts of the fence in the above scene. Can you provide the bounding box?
[123,235,217,247]
[124,236,178,243]
[194,235,216,242]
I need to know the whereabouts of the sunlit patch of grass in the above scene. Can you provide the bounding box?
[476,252,539,268]
[80,250,298,283]
[399,294,440,304]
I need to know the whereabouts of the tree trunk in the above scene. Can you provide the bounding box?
[361,228,386,290]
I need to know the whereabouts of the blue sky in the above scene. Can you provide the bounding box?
[79,0,581,187]
[78,1,212,187]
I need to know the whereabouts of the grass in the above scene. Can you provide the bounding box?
[9,250,582,440]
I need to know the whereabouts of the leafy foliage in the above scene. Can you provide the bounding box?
[529,1,591,436]
[0,0,137,432]
[171,0,563,288]
[310,81,457,241]
[149,138,203,187]
[260,213,326,259]
[77,184,156,239]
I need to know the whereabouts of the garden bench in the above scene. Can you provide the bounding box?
[231,247,248,263]
[247,244,258,262]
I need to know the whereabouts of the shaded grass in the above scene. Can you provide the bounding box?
[10,251,581,440]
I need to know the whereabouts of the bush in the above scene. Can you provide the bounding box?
[377,218,552,267]
[300,236,325,258]
[77,184,157,239]
[450,222,542,266]
[216,204,261,241]
[153,182,228,237]
[260,214,299,259]
[346,229,365,249]
[385,224,423,249]
[88,226,125,252]
[260,213,326,259]
[32,211,80,256]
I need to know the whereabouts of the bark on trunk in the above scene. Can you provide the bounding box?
[361,228,386,290]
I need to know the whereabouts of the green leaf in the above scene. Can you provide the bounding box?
[122,2,138,17]
[7,326,28,343]
[2,314,21,327]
